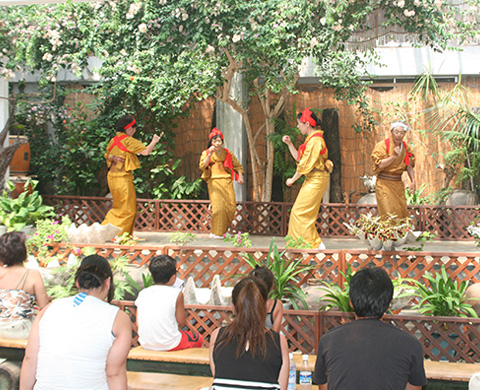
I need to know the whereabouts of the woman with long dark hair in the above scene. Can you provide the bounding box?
[199,127,244,238]
[102,114,162,235]
[209,277,288,390]
[282,108,333,249]
[20,255,132,390]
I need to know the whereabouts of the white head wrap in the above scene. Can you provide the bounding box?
[391,121,409,131]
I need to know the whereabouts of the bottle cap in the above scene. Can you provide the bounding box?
[302,354,308,361]
[289,352,293,359]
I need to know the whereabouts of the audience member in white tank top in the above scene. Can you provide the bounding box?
[19,254,132,390]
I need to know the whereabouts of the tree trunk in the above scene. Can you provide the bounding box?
[322,109,343,203]
[0,99,25,190]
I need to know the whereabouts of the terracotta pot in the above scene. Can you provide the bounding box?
[9,136,30,175]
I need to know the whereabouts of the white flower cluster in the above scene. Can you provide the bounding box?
[159,0,167,4]
[174,8,188,21]
[332,19,342,32]
[127,64,142,74]
[404,9,415,16]
[126,2,142,19]
[1,68,15,81]
[42,52,54,62]
[46,30,62,51]
[138,23,148,33]
[467,224,480,239]
[232,30,245,43]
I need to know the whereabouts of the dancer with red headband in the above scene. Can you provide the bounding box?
[101,115,162,235]
[371,121,416,220]
[282,109,333,250]
[200,127,244,238]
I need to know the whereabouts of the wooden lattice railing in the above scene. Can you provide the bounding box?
[113,300,480,361]
[43,243,480,286]
[319,311,480,363]
[112,300,320,354]
[43,195,480,240]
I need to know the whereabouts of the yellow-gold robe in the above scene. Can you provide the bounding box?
[371,138,415,220]
[199,148,244,236]
[101,132,146,235]
[288,130,330,248]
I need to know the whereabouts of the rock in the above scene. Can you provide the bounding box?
[183,276,233,306]
[357,193,377,205]
[359,175,376,192]
[466,283,480,317]
[67,222,121,244]
[113,264,150,300]
[446,189,479,206]
[299,280,336,311]
[391,287,415,311]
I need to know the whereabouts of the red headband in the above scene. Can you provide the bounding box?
[124,118,136,130]
[209,127,223,140]
[299,108,316,127]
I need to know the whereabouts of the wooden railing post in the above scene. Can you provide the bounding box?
[338,250,346,285]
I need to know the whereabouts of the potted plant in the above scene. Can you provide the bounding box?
[26,215,73,260]
[410,265,477,318]
[243,238,315,309]
[0,179,55,232]
[319,265,412,314]
[344,213,413,250]
[408,265,478,360]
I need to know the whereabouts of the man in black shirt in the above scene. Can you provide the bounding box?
[313,267,427,390]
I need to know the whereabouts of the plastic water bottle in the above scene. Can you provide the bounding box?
[299,354,312,390]
[288,352,296,390]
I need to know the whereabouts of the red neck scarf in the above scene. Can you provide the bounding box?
[385,138,411,165]
[297,132,326,160]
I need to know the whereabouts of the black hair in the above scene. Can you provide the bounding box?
[297,111,322,128]
[0,231,27,266]
[149,255,176,284]
[75,254,114,302]
[249,266,274,294]
[349,267,393,319]
[115,115,136,133]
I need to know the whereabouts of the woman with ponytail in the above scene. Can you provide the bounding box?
[20,255,132,390]
[209,277,288,390]
[102,114,162,236]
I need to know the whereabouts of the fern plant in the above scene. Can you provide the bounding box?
[318,263,355,312]
[411,265,477,318]
[243,238,314,309]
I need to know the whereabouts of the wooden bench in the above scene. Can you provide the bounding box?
[127,371,212,390]
[1,338,478,387]
[0,338,27,362]
[127,346,479,385]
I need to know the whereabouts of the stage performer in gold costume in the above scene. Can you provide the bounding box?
[200,127,244,238]
[282,108,333,250]
[102,115,162,235]
[371,121,416,220]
